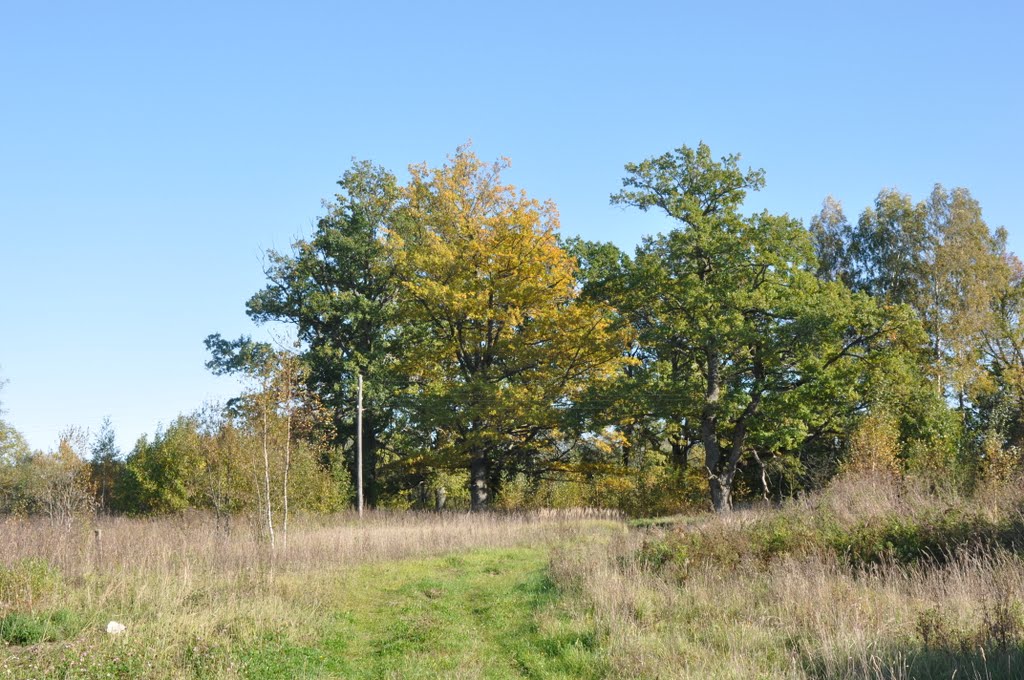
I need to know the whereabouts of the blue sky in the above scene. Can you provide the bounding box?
[1,0,1021,453]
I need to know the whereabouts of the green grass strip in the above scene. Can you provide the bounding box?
[239,547,607,679]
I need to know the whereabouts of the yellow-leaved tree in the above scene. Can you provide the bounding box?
[391,146,632,510]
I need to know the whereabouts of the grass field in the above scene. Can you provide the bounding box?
[4,476,1024,678]
[0,511,619,678]
[554,474,1024,679]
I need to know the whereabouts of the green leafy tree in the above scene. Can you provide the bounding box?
[244,161,408,507]
[815,183,1014,475]
[563,236,698,474]
[808,196,852,283]
[975,258,1024,450]
[207,337,300,548]
[925,186,1012,405]
[0,422,34,515]
[611,142,917,511]
[847,189,932,306]
[125,416,207,513]
[89,417,123,512]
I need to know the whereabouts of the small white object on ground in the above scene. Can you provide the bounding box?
[106,621,126,635]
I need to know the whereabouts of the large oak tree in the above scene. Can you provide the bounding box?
[392,147,632,510]
[612,143,916,511]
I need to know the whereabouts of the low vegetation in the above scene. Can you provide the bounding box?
[0,510,620,678]
[0,475,1022,678]
[553,472,1024,679]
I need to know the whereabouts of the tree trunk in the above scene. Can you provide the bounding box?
[752,449,770,502]
[710,476,733,512]
[701,349,726,511]
[470,455,489,511]
[706,414,758,513]
[364,422,379,509]
[261,410,275,554]
[622,423,636,467]
[670,437,689,468]
[700,347,765,513]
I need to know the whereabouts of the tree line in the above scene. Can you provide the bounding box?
[1,142,1020,519]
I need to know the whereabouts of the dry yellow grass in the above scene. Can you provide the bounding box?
[0,509,621,678]
[5,478,1024,678]
[550,475,1024,679]
[0,507,622,577]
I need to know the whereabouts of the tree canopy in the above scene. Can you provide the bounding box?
[5,143,1021,519]
[391,147,632,509]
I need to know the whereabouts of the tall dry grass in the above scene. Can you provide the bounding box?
[6,474,1024,678]
[0,508,620,579]
[550,473,1024,679]
[0,508,621,677]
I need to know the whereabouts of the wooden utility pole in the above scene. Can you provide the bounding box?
[357,373,364,518]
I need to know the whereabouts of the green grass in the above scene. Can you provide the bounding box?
[238,547,606,679]
[0,609,87,646]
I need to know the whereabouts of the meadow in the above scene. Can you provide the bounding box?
[3,474,1024,679]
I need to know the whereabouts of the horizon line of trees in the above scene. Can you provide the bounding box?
[2,142,1022,521]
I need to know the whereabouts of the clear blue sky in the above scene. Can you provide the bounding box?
[1,0,1021,454]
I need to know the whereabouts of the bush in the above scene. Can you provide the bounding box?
[493,461,711,517]
[845,413,901,476]
[752,515,818,561]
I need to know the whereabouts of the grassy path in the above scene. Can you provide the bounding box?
[239,547,606,679]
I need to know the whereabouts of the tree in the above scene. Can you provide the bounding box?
[611,142,915,511]
[392,146,632,510]
[89,417,122,512]
[125,416,207,514]
[975,257,1024,451]
[0,376,31,469]
[564,236,700,474]
[0,380,96,520]
[40,428,96,526]
[206,336,304,549]
[847,189,931,307]
[0,419,34,515]
[925,186,1011,405]
[245,160,408,507]
[809,196,852,284]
